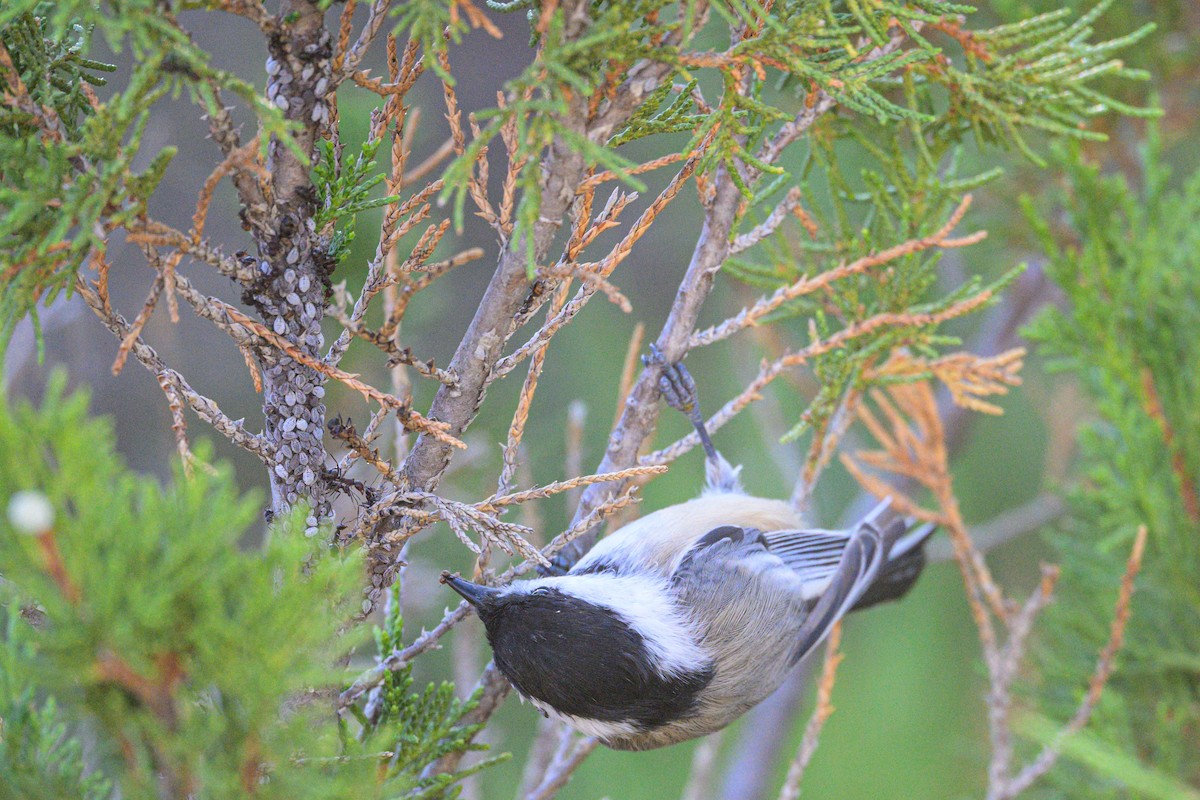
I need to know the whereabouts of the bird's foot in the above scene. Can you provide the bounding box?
[643,344,700,416]
[643,345,741,493]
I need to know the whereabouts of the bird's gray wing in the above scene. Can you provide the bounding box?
[784,504,893,665]
[759,528,852,600]
[671,525,806,651]
[670,526,813,708]
[672,501,919,668]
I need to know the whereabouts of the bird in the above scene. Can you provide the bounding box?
[440,347,936,751]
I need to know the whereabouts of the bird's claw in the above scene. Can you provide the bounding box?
[640,342,666,369]
[643,345,730,482]
[643,344,699,415]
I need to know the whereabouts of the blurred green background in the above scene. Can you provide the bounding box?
[4,1,1197,798]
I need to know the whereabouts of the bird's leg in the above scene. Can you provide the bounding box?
[644,344,742,493]
[647,345,719,462]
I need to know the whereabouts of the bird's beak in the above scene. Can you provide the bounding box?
[439,571,500,608]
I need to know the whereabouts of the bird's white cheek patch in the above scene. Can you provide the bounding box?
[529,574,711,678]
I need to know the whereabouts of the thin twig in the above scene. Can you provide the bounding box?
[693,196,984,349]
[338,0,395,77]
[499,283,572,495]
[986,565,1061,794]
[613,322,646,431]
[125,220,259,284]
[373,490,545,565]
[157,373,208,478]
[776,622,843,800]
[729,186,816,254]
[579,150,689,191]
[111,276,164,375]
[543,483,643,559]
[790,386,862,511]
[481,465,666,513]
[493,141,709,381]
[646,291,995,467]
[520,720,570,800]
[339,601,473,708]
[681,733,726,800]
[564,401,588,510]
[996,526,1148,800]
[76,277,273,463]
[525,734,599,800]
[927,494,1066,564]
[325,193,450,370]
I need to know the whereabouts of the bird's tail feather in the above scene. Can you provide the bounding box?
[851,520,936,611]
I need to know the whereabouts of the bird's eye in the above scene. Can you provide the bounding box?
[530,587,552,597]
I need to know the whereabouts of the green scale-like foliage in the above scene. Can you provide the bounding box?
[378,0,1156,450]
[314,137,402,265]
[0,2,292,349]
[1022,136,1200,798]
[0,608,114,800]
[398,0,1157,270]
[0,378,501,798]
[726,121,1019,445]
[703,0,1153,447]
[340,584,509,800]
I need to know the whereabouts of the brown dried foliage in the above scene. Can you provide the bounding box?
[839,381,1147,800]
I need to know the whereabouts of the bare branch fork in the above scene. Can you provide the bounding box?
[356,5,685,614]
[525,733,600,800]
[75,276,274,464]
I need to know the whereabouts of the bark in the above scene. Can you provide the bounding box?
[361,123,583,607]
[250,1,336,526]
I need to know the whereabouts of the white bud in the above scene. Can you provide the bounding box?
[7,490,54,535]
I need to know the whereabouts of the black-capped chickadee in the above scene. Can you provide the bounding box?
[441,350,935,751]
